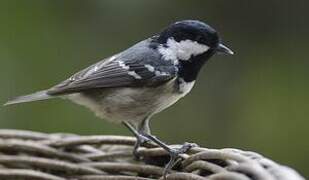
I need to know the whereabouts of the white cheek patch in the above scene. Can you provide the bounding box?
[158,38,209,62]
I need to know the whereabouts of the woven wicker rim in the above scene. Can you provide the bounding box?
[0,129,304,180]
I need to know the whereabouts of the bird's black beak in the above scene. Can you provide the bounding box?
[217,43,234,55]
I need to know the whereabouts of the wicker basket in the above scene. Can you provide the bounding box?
[0,129,304,180]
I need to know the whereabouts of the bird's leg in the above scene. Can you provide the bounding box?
[124,120,197,178]
[122,121,150,159]
[143,134,198,178]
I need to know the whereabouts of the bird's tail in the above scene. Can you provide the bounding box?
[4,90,54,106]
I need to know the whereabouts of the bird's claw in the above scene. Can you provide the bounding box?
[133,134,150,160]
[162,142,198,178]
[173,142,198,154]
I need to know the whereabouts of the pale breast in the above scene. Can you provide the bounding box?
[67,78,195,124]
[153,78,195,114]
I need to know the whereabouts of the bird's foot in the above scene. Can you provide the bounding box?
[133,133,150,159]
[162,142,198,178]
[122,122,151,159]
[143,134,198,178]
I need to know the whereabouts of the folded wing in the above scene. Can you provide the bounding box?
[48,45,177,95]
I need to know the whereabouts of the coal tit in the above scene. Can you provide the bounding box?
[5,20,233,176]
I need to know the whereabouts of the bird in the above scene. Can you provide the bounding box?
[4,20,233,177]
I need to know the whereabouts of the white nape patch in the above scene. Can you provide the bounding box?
[128,71,142,79]
[158,38,209,62]
[178,78,195,95]
[117,60,130,70]
[144,64,155,72]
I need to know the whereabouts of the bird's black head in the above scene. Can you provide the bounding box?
[158,20,219,49]
[154,20,233,82]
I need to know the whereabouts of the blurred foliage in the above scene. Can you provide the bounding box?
[0,0,308,177]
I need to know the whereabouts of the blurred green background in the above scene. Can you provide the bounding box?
[0,0,308,177]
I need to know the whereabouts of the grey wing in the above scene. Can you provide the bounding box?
[47,40,177,95]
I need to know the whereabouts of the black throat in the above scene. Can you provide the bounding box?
[178,50,216,82]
